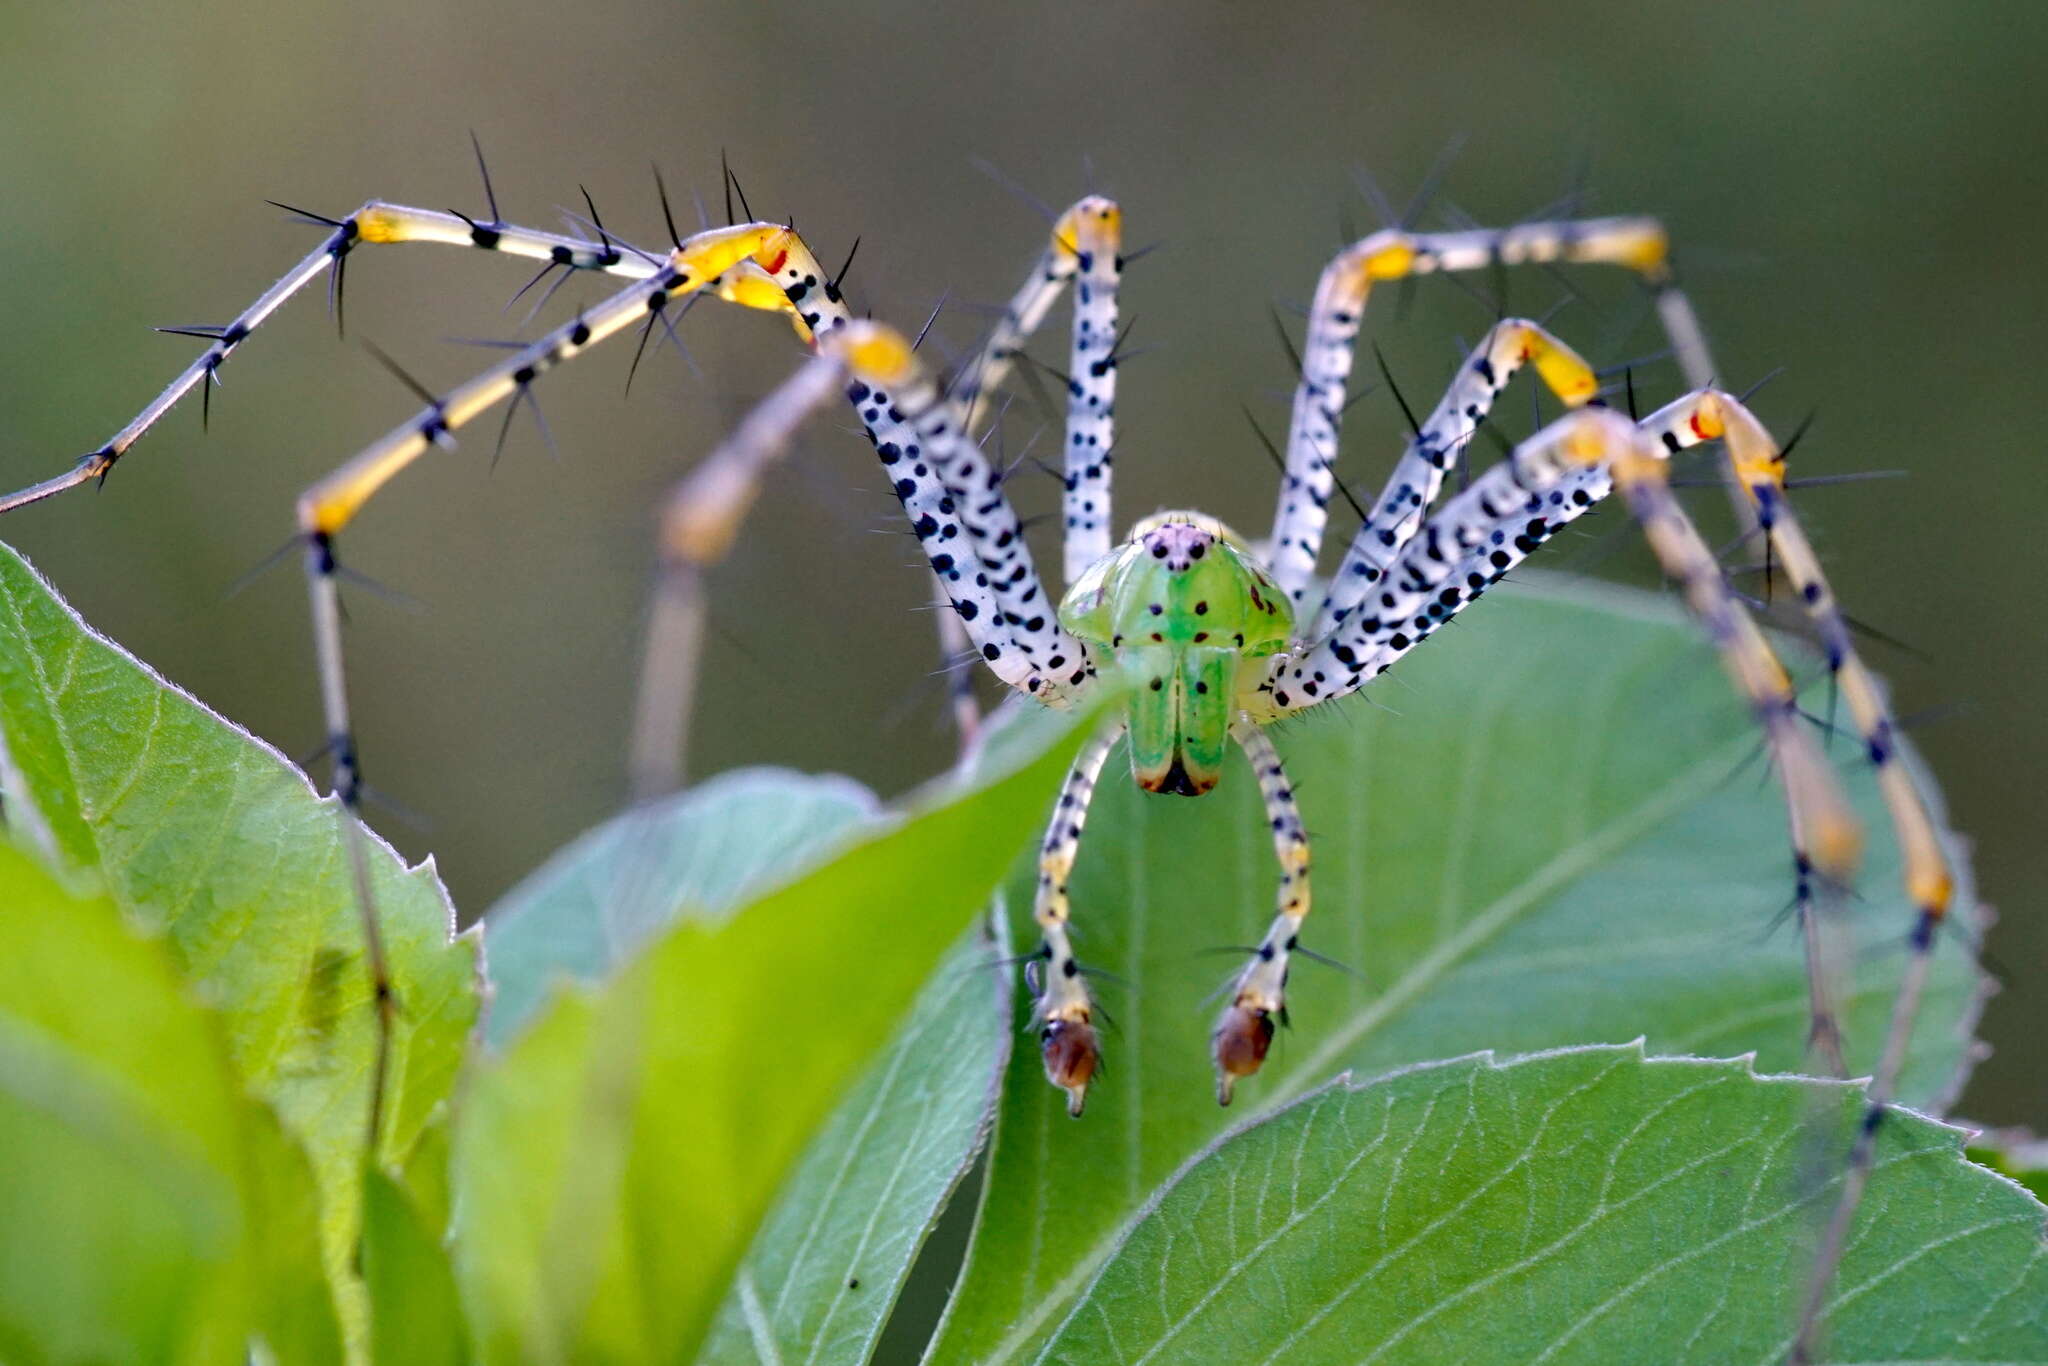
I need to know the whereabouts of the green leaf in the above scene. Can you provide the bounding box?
[449,709,1087,1364]
[935,578,1987,1362]
[485,767,883,1048]
[1035,1046,2048,1364]
[696,919,1012,1365]
[362,1165,469,1366]
[0,839,340,1364]
[0,541,481,1328]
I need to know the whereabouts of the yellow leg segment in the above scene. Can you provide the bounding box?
[1635,389,1956,1364]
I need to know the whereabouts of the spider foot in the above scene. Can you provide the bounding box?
[1211,999,1276,1106]
[1039,1013,1101,1118]
[1027,944,1101,1117]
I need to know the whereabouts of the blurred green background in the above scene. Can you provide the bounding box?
[0,1,2039,1128]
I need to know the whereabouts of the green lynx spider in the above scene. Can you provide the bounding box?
[2,155,1956,1362]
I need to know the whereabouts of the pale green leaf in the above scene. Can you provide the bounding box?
[0,540,481,1334]
[485,767,882,1048]
[0,840,340,1364]
[1036,1046,2048,1364]
[362,1166,469,1366]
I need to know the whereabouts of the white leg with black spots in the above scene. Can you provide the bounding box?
[1308,319,1597,641]
[1259,409,1623,715]
[1032,720,1123,1117]
[1211,723,1314,1105]
[1634,390,1955,1364]
[1060,198,1122,585]
[759,233,1084,699]
[2,199,661,514]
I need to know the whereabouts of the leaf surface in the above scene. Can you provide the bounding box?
[696,921,1011,1366]
[0,840,339,1364]
[1036,1046,2048,1365]
[485,768,882,1048]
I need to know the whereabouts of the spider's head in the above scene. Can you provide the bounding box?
[1059,512,1293,797]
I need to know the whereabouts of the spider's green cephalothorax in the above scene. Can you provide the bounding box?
[1059,511,1292,796]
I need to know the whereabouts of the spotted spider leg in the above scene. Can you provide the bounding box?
[1262,401,1862,855]
[730,232,1091,697]
[1264,386,1872,1062]
[1585,430,1874,1366]
[806,195,1119,750]
[1633,391,1957,1364]
[928,582,987,761]
[1589,419,1865,1042]
[1264,216,1700,615]
[1031,718,1125,1117]
[1253,409,1620,716]
[290,210,1095,1154]
[1210,721,1312,1105]
[1306,318,1600,643]
[899,194,1123,738]
[0,197,659,514]
[950,197,1116,437]
[289,208,1103,1154]
[1054,198,1122,584]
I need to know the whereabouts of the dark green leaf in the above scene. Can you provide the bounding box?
[1037,1046,2048,1364]
[696,921,1012,1365]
